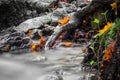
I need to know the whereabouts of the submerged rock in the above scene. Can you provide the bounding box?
[32,56,47,62]
[45,75,63,80]
[0,44,10,52]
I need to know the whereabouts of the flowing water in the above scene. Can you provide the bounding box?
[0,46,92,80]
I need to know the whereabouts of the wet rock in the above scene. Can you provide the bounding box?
[16,10,64,32]
[28,25,54,39]
[90,75,98,80]
[72,67,82,73]
[58,2,75,8]
[32,56,47,62]
[78,3,87,8]
[41,25,55,37]
[8,36,32,51]
[0,30,32,52]
[29,29,42,39]
[65,56,77,62]
[0,44,10,52]
[45,75,63,80]
[53,70,70,76]
[15,1,76,33]
[78,74,95,80]
[15,15,51,32]
[58,2,77,13]
[0,0,58,30]
[51,8,66,22]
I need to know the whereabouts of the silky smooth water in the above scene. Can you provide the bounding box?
[0,47,91,80]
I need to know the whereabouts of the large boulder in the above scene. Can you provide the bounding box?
[15,2,77,32]
[0,0,57,30]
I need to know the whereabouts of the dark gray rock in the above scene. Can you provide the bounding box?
[0,0,57,30]
[15,5,76,32]
[46,75,63,80]
[30,29,42,39]
[0,44,10,52]
[0,28,32,52]
[15,11,62,32]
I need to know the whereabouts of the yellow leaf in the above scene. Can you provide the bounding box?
[94,22,113,37]
[110,2,118,15]
[110,2,117,9]
[98,22,113,34]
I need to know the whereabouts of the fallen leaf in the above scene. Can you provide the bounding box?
[58,16,72,26]
[98,22,113,35]
[27,30,32,36]
[82,48,87,53]
[103,49,111,61]
[59,42,74,47]
[31,44,39,52]
[110,2,118,15]
[83,20,86,23]
[39,37,46,48]
[59,34,63,39]
[103,40,116,61]
[110,2,117,9]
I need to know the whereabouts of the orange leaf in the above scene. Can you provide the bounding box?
[102,41,116,67]
[39,37,46,47]
[82,48,87,53]
[31,44,39,51]
[103,40,116,61]
[108,41,116,52]
[27,30,33,36]
[59,42,74,47]
[59,34,63,39]
[58,16,72,26]
[101,60,109,67]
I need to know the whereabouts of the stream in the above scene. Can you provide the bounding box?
[0,46,92,80]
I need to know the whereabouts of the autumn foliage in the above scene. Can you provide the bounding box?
[58,16,72,26]
[31,34,46,52]
[101,40,116,68]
